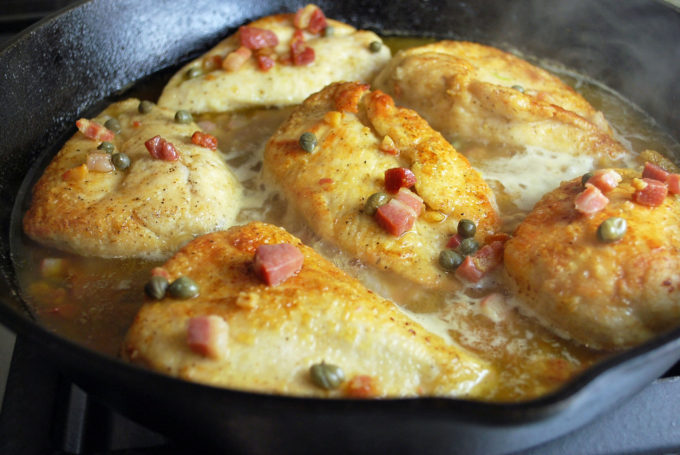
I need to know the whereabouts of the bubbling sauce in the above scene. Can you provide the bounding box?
[12,39,680,401]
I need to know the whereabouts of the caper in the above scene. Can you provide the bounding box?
[458,238,479,255]
[168,276,200,299]
[310,361,345,390]
[511,84,525,93]
[104,118,121,134]
[145,275,169,300]
[364,192,390,216]
[369,41,382,53]
[439,249,463,271]
[299,132,317,153]
[185,66,203,79]
[457,219,477,239]
[138,100,154,114]
[112,152,130,171]
[323,25,335,37]
[582,172,593,187]
[175,110,193,124]
[597,217,627,243]
[97,141,115,153]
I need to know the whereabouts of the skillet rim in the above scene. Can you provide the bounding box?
[1,0,680,438]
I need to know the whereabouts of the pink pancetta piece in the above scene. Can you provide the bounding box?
[575,184,609,214]
[375,199,416,236]
[145,135,179,161]
[633,178,668,207]
[586,169,621,192]
[394,187,423,215]
[455,256,484,283]
[187,315,229,359]
[642,162,670,182]
[253,243,304,286]
[239,26,279,50]
[667,174,680,195]
[75,118,115,142]
[223,46,252,71]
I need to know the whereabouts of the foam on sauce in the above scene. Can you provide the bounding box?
[12,41,680,401]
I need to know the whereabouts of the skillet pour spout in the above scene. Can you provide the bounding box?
[1,0,680,453]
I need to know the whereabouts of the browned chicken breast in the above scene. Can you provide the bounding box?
[158,5,390,113]
[372,41,627,163]
[263,82,500,289]
[504,168,680,349]
[122,222,495,398]
[23,98,241,259]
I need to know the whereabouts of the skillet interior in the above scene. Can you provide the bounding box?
[1,0,680,453]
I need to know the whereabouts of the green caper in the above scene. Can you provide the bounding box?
[458,238,479,255]
[138,100,154,114]
[364,192,390,216]
[185,66,203,79]
[582,172,593,187]
[511,84,525,93]
[145,275,169,300]
[310,361,345,390]
[439,249,463,271]
[97,141,115,153]
[369,41,382,53]
[168,276,199,299]
[175,110,193,124]
[112,152,130,171]
[457,219,477,239]
[104,118,121,134]
[299,132,317,153]
[323,25,335,37]
[597,217,627,243]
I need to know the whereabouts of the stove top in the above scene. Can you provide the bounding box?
[2,2,680,454]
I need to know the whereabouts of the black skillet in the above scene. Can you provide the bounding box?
[1,0,680,453]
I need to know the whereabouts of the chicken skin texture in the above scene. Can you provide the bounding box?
[264,82,500,289]
[23,99,241,259]
[122,222,495,398]
[158,13,390,113]
[504,170,680,349]
[372,41,627,163]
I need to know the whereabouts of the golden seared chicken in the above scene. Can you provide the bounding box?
[372,41,627,162]
[158,4,390,113]
[23,99,241,259]
[264,82,500,289]
[122,222,495,398]
[504,166,680,349]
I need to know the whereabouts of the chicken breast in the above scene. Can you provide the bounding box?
[122,222,495,398]
[23,98,241,259]
[157,8,391,113]
[264,82,501,289]
[504,169,680,349]
[372,41,628,163]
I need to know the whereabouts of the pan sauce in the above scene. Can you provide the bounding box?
[13,38,680,401]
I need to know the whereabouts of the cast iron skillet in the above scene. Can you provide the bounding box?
[1,0,680,453]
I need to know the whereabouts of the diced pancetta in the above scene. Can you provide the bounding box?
[375,199,416,236]
[75,118,115,142]
[187,315,229,359]
[384,167,416,193]
[633,178,668,207]
[455,256,484,282]
[191,131,218,150]
[253,243,304,286]
[642,162,670,182]
[145,135,179,161]
[575,184,609,214]
[668,174,680,195]
[239,26,279,50]
[586,169,622,192]
[394,187,423,215]
[86,152,114,172]
[222,46,252,71]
